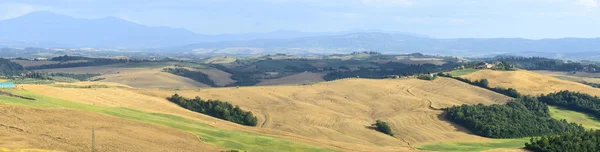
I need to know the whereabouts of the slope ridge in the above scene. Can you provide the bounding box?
[462,70,600,96]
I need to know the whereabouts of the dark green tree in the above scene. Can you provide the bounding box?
[373,120,394,136]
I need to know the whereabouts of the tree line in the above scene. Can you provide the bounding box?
[438,74,521,98]
[27,56,139,70]
[50,55,92,62]
[25,72,100,81]
[445,83,600,151]
[493,56,599,73]
[0,58,25,76]
[162,68,218,87]
[167,94,258,126]
[539,91,600,121]
[583,82,600,88]
[323,63,450,81]
[525,130,600,152]
[211,64,261,87]
[445,96,584,138]
[523,91,600,151]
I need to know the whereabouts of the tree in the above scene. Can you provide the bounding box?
[373,120,394,136]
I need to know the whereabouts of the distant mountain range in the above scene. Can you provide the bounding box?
[174,33,600,59]
[0,11,414,48]
[1,11,600,60]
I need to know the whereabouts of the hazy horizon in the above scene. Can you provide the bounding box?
[1,0,599,39]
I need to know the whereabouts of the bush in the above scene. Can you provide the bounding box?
[373,120,394,136]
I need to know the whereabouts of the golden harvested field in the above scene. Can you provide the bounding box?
[98,68,210,88]
[533,70,600,84]
[463,70,600,96]
[258,72,326,86]
[141,77,511,149]
[0,104,221,152]
[196,68,236,86]
[19,77,511,151]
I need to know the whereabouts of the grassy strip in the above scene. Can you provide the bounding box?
[416,138,529,152]
[549,106,600,130]
[449,68,478,77]
[12,78,55,84]
[0,89,336,152]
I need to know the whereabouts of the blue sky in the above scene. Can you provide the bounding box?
[0,0,598,38]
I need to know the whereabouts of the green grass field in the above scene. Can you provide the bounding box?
[549,106,600,130]
[0,89,336,152]
[12,78,55,84]
[449,68,478,77]
[416,138,529,152]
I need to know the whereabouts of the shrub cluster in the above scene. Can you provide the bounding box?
[167,94,258,126]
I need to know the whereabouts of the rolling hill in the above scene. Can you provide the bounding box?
[0,11,200,48]
[0,104,222,152]
[10,77,512,151]
[462,70,600,97]
[139,77,512,150]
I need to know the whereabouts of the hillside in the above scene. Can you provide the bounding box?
[533,70,600,84]
[33,64,212,89]
[98,68,211,88]
[0,104,221,152]
[462,70,600,96]
[140,78,511,148]
[257,72,325,86]
[16,77,511,151]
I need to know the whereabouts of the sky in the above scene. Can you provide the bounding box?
[0,0,599,39]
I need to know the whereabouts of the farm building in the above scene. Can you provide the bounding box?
[476,62,495,69]
[0,82,15,88]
